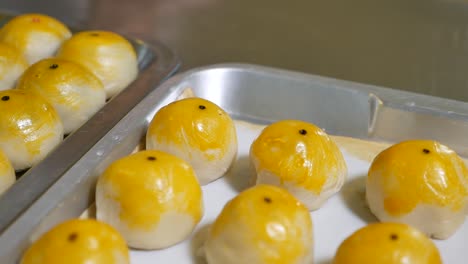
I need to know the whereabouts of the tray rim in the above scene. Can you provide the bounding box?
[177,63,468,119]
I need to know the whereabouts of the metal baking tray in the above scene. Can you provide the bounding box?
[2,63,468,263]
[0,11,180,258]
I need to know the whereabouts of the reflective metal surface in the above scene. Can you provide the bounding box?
[1,63,468,262]
[2,0,468,101]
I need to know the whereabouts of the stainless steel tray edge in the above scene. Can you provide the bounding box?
[2,63,468,262]
[176,63,468,155]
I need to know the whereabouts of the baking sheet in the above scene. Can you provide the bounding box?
[121,120,466,263]
[3,63,468,262]
[0,11,180,262]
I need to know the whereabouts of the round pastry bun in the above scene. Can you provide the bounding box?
[17,58,106,134]
[146,97,237,185]
[0,13,71,64]
[250,120,347,210]
[333,222,442,264]
[96,150,203,250]
[204,184,313,264]
[57,30,138,99]
[366,140,468,239]
[21,219,129,264]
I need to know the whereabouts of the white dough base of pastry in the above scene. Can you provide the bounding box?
[366,181,468,239]
[25,32,69,64]
[54,85,106,134]
[110,252,130,264]
[0,63,25,91]
[255,169,345,211]
[96,189,198,250]
[146,140,237,186]
[204,225,264,264]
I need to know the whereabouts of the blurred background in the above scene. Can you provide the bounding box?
[2,0,468,101]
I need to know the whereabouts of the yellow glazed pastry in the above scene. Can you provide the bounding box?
[0,43,28,91]
[17,58,106,134]
[250,120,347,210]
[204,184,313,264]
[57,30,138,98]
[0,90,63,170]
[333,222,442,264]
[0,149,15,195]
[96,150,203,249]
[21,219,129,264]
[146,98,237,185]
[0,13,71,64]
[366,140,468,239]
